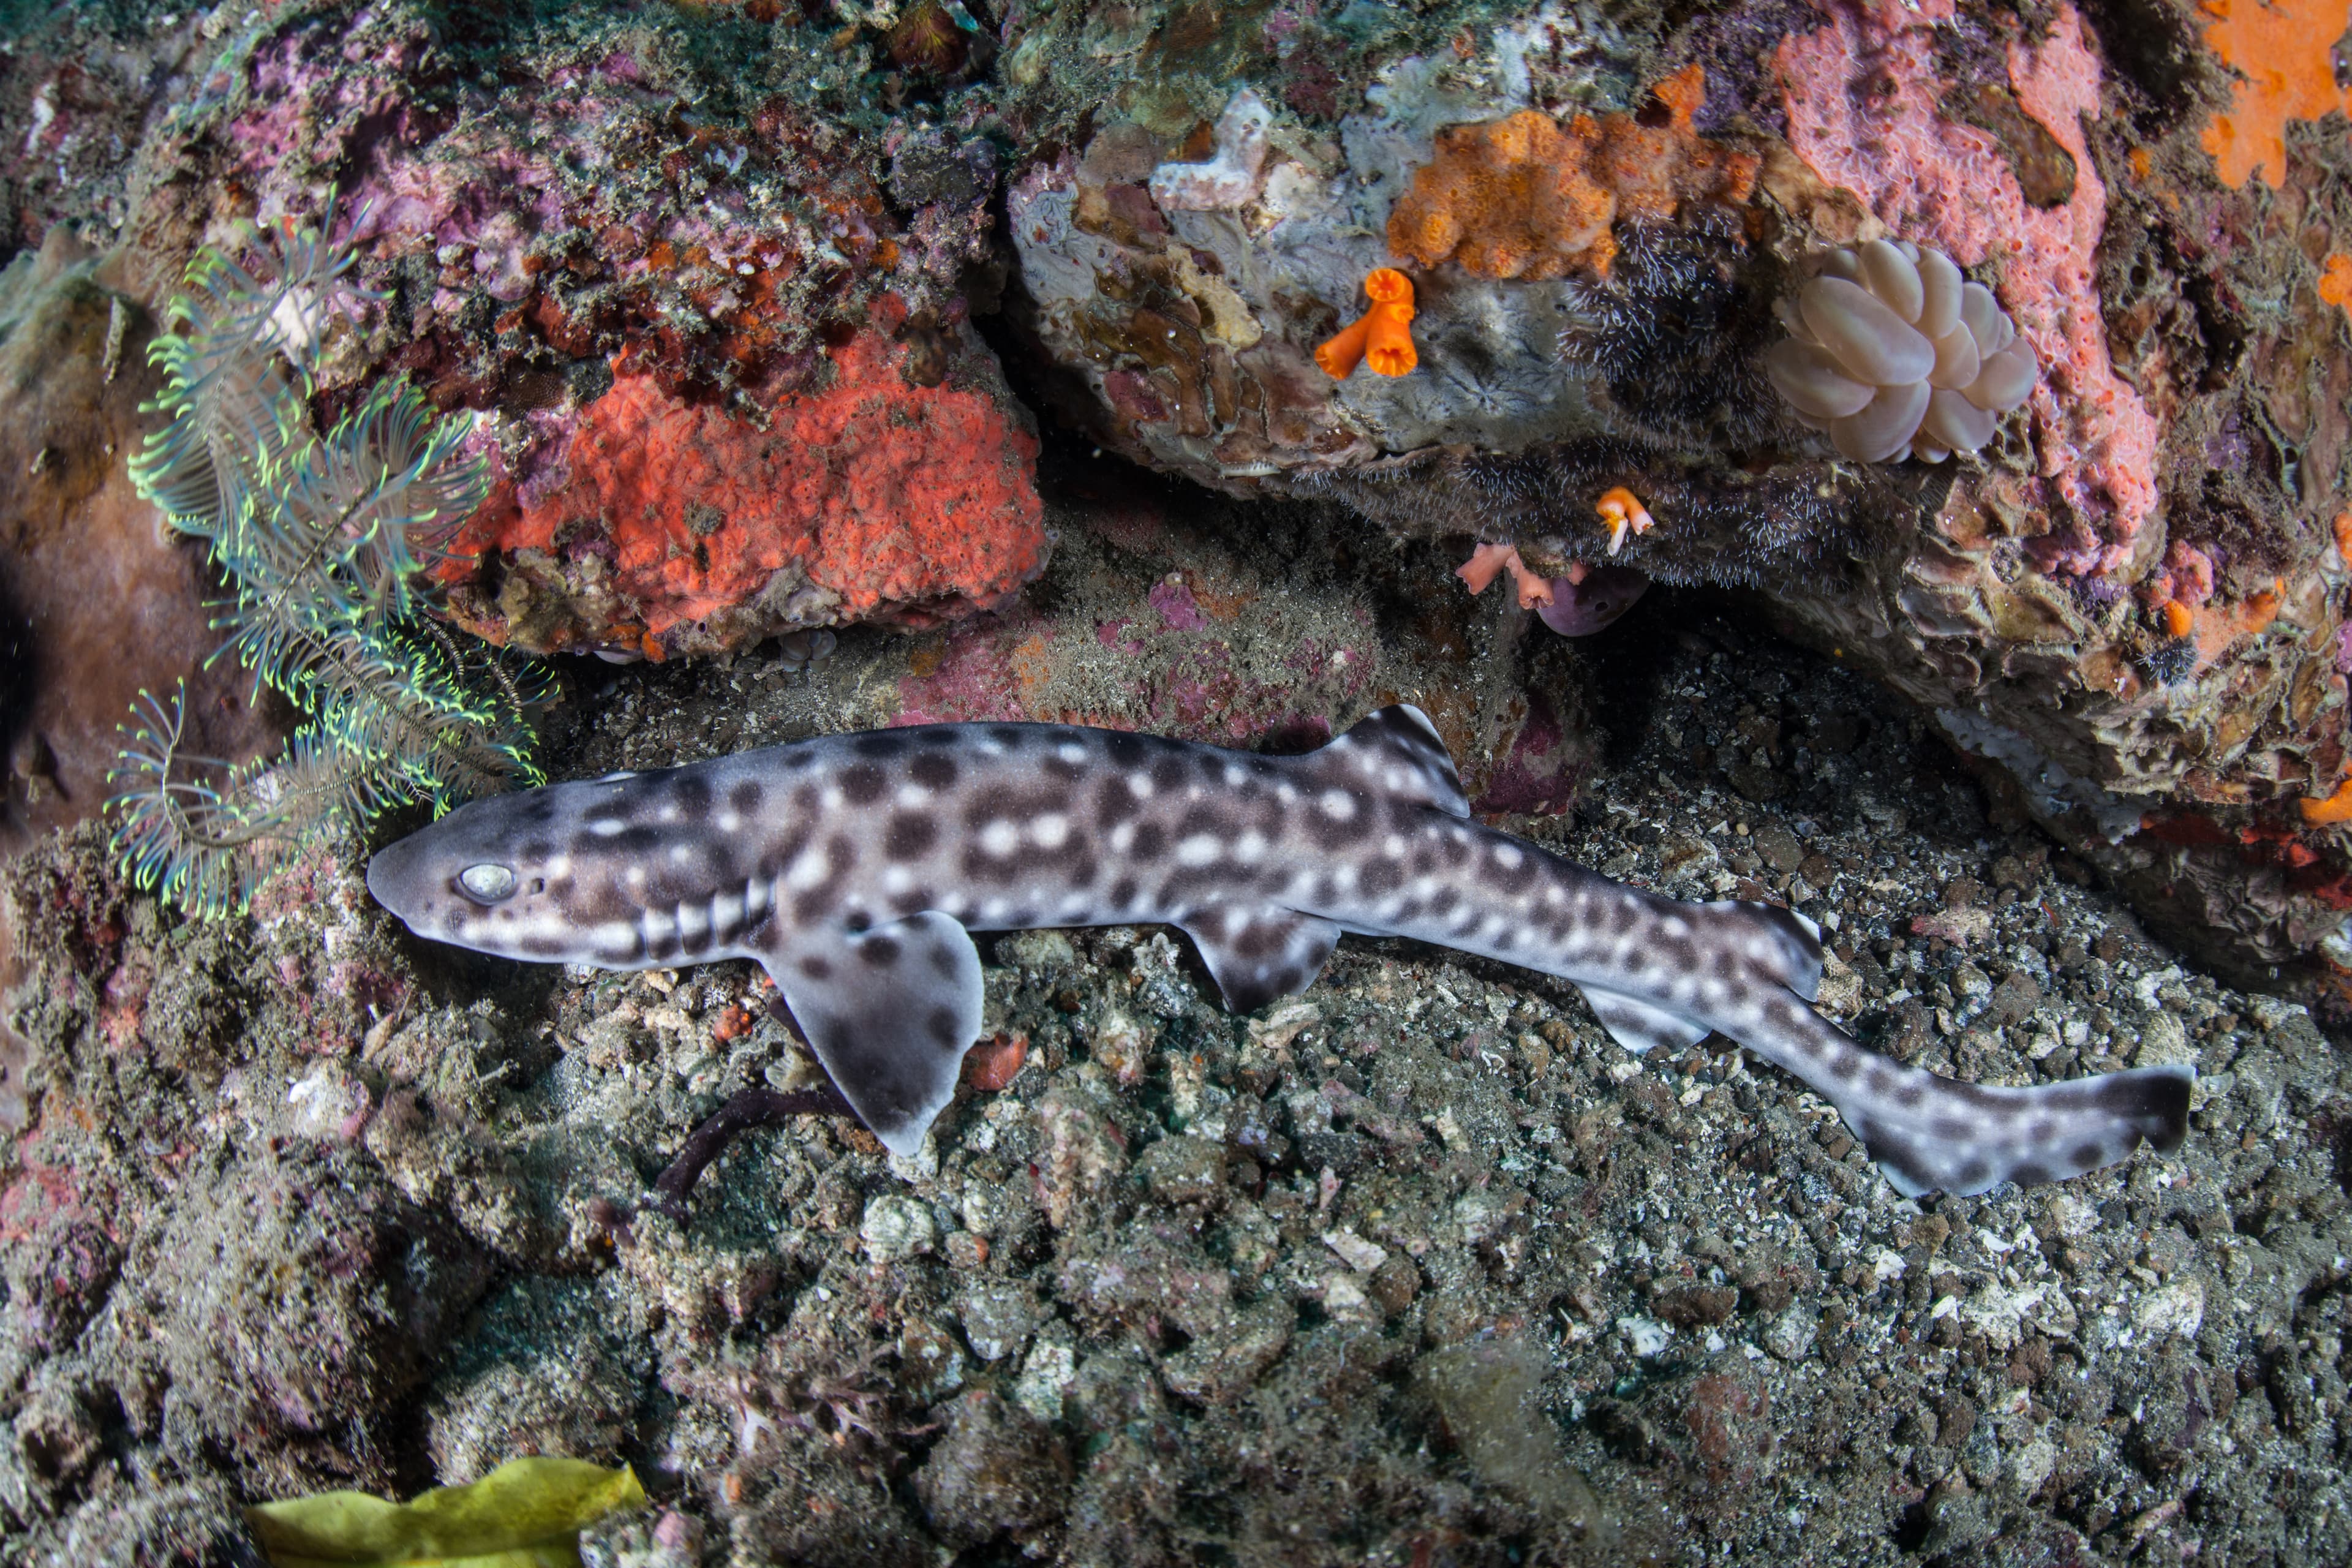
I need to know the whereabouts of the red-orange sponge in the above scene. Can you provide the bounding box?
[440,332,1046,657]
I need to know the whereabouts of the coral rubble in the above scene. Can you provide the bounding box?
[5,544,2351,1564]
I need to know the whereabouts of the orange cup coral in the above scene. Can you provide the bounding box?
[1595,486,1654,555]
[1316,268,1419,379]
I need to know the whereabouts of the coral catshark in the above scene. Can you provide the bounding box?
[368,707,2190,1196]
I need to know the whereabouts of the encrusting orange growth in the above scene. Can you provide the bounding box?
[2322,254,2352,317]
[2180,578,2286,669]
[2197,0,2352,189]
[1315,268,1419,379]
[2332,508,2352,566]
[2302,780,2352,823]
[1385,64,1758,281]
[1595,486,1654,555]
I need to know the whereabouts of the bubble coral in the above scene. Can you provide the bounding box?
[1764,241,2038,464]
[1385,65,1758,282]
[1314,269,1418,379]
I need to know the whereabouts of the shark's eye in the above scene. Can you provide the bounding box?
[457,863,518,903]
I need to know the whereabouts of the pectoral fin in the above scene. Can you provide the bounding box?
[754,911,984,1157]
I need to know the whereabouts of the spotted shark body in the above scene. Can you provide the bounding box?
[367,706,2190,1195]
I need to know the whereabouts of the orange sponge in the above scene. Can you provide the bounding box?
[2198,0,2352,189]
[1385,64,1757,281]
[1316,268,1419,379]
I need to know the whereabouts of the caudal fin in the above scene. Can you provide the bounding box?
[1733,993,2193,1197]
[1840,1061,2193,1198]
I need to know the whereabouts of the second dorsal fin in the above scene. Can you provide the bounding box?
[1302,704,1471,818]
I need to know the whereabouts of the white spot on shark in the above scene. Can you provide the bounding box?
[785,845,830,891]
[1175,834,1222,866]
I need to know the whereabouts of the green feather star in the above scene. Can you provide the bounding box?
[108,209,546,918]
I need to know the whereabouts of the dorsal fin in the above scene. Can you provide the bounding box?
[1302,704,1470,818]
[1705,899,1825,1001]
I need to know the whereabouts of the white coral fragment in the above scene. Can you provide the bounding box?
[1766,239,2038,464]
[1148,89,1272,212]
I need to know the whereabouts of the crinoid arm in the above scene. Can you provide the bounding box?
[105,684,319,919]
[210,375,493,676]
[109,210,543,919]
[128,205,367,540]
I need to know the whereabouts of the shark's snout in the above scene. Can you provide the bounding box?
[364,829,432,922]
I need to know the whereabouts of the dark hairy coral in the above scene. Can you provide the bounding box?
[1302,436,1934,592]
[108,213,546,917]
[1557,221,1788,449]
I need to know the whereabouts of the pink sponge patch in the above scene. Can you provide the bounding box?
[1776,0,2158,575]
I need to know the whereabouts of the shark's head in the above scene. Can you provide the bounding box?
[368,766,781,968]
[366,785,592,962]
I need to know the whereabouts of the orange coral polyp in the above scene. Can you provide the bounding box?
[1316,269,1418,379]
[1595,486,1655,556]
[1313,315,1373,379]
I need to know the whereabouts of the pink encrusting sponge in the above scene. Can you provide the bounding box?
[1774,0,2157,574]
[1765,240,2038,464]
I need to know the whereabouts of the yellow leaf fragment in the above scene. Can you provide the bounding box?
[246,1457,646,1568]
